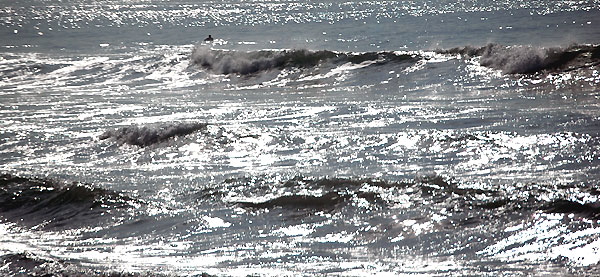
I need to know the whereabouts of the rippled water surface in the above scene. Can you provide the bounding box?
[1,0,600,276]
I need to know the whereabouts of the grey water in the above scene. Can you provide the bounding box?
[1,0,600,275]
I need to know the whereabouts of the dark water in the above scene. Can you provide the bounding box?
[1,0,600,275]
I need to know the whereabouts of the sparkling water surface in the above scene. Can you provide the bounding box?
[1,0,600,275]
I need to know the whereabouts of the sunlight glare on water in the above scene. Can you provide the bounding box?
[1,0,600,275]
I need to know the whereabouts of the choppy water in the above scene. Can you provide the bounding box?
[1,0,600,276]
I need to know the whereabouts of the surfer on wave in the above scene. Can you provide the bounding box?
[204,35,214,42]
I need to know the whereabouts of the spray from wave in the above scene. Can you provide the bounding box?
[190,47,419,75]
[439,43,600,74]
[99,122,207,147]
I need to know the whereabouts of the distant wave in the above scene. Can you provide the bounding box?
[439,43,600,74]
[100,122,207,147]
[0,174,131,230]
[191,47,419,75]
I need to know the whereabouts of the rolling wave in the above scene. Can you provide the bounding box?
[99,122,207,147]
[439,43,600,74]
[190,47,419,75]
[225,176,600,220]
[0,174,132,230]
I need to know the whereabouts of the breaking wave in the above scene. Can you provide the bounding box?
[190,47,419,75]
[0,174,132,230]
[99,122,207,147]
[439,43,600,74]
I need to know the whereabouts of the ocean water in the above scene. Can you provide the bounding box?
[1,0,600,275]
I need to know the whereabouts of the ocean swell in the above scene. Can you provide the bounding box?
[99,122,207,147]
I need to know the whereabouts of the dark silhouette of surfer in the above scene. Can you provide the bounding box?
[204,35,214,42]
